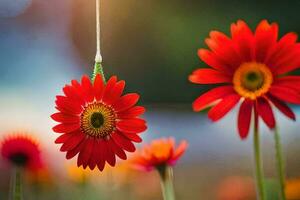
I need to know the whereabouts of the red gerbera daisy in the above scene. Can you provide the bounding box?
[189,19,300,139]
[51,74,147,171]
[1,134,42,171]
[132,137,188,171]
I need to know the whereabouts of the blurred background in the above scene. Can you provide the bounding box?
[0,0,300,199]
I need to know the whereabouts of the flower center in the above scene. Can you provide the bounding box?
[9,152,28,167]
[80,102,116,138]
[90,112,104,128]
[233,62,273,100]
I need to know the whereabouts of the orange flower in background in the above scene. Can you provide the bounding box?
[52,74,147,171]
[1,134,42,171]
[132,138,188,171]
[285,178,300,200]
[66,164,93,184]
[189,19,300,139]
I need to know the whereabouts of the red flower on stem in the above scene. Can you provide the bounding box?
[51,74,147,171]
[132,138,187,200]
[1,134,42,171]
[189,19,300,139]
[132,137,188,171]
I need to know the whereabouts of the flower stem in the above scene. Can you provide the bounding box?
[11,167,23,200]
[253,117,266,200]
[274,126,286,200]
[92,61,106,83]
[158,166,176,200]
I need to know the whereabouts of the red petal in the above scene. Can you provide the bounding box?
[71,79,81,87]
[89,139,100,170]
[169,140,188,165]
[197,49,232,74]
[63,85,84,105]
[51,113,80,124]
[66,139,86,159]
[274,76,300,91]
[55,96,83,114]
[266,32,298,68]
[208,94,240,121]
[188,68,231,84]
[77,143,85,167]
[78,138,95,169]
[55,133,72,144]
[230,20,254,61]
[81,75,94,102]
[60,131,85,152]
[273,45,300,75]
[113,93,140,112]
[256,98,275,129]
[52,123,80,133]
[116,118,147,134]
[104,140,116,166]
[102,76,117,101]
[268,95,296,120]
[254,20,278,62]
[111,132,136,152]
[117,106,146,119]
[238,99,253,139]
[108,139,127,160]
[269,86,300,104]
[103,80,125,105]
[205,32,241,70]
[122,132,143,143]
[93,74,105,101]
[193,86,235,112]
[97,140,107,171]
[71,80,86,100]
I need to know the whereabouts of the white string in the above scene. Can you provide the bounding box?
[95,0,102,63]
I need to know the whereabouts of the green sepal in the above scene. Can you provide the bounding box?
[92,61,106,83]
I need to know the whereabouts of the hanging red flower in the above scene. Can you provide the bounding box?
[132,137,188,171]
[1,134,43,171]
[51,74,147,171]
[189,20,300,139]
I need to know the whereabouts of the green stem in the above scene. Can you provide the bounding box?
[11,167,23,200]
[274,126,286,200]
[158,165,175,200]
[253,117,266,200]
[92,61,106,83]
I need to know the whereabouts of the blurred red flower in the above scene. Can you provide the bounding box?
[1,134,42,171]
[132,137,188,171]
[52,74,147,171]
[189,19,300,139]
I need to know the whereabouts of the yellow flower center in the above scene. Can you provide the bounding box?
[233,62,273,100]
[80,102,116,138]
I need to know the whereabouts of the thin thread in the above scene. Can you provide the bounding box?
[95,0,102,63]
